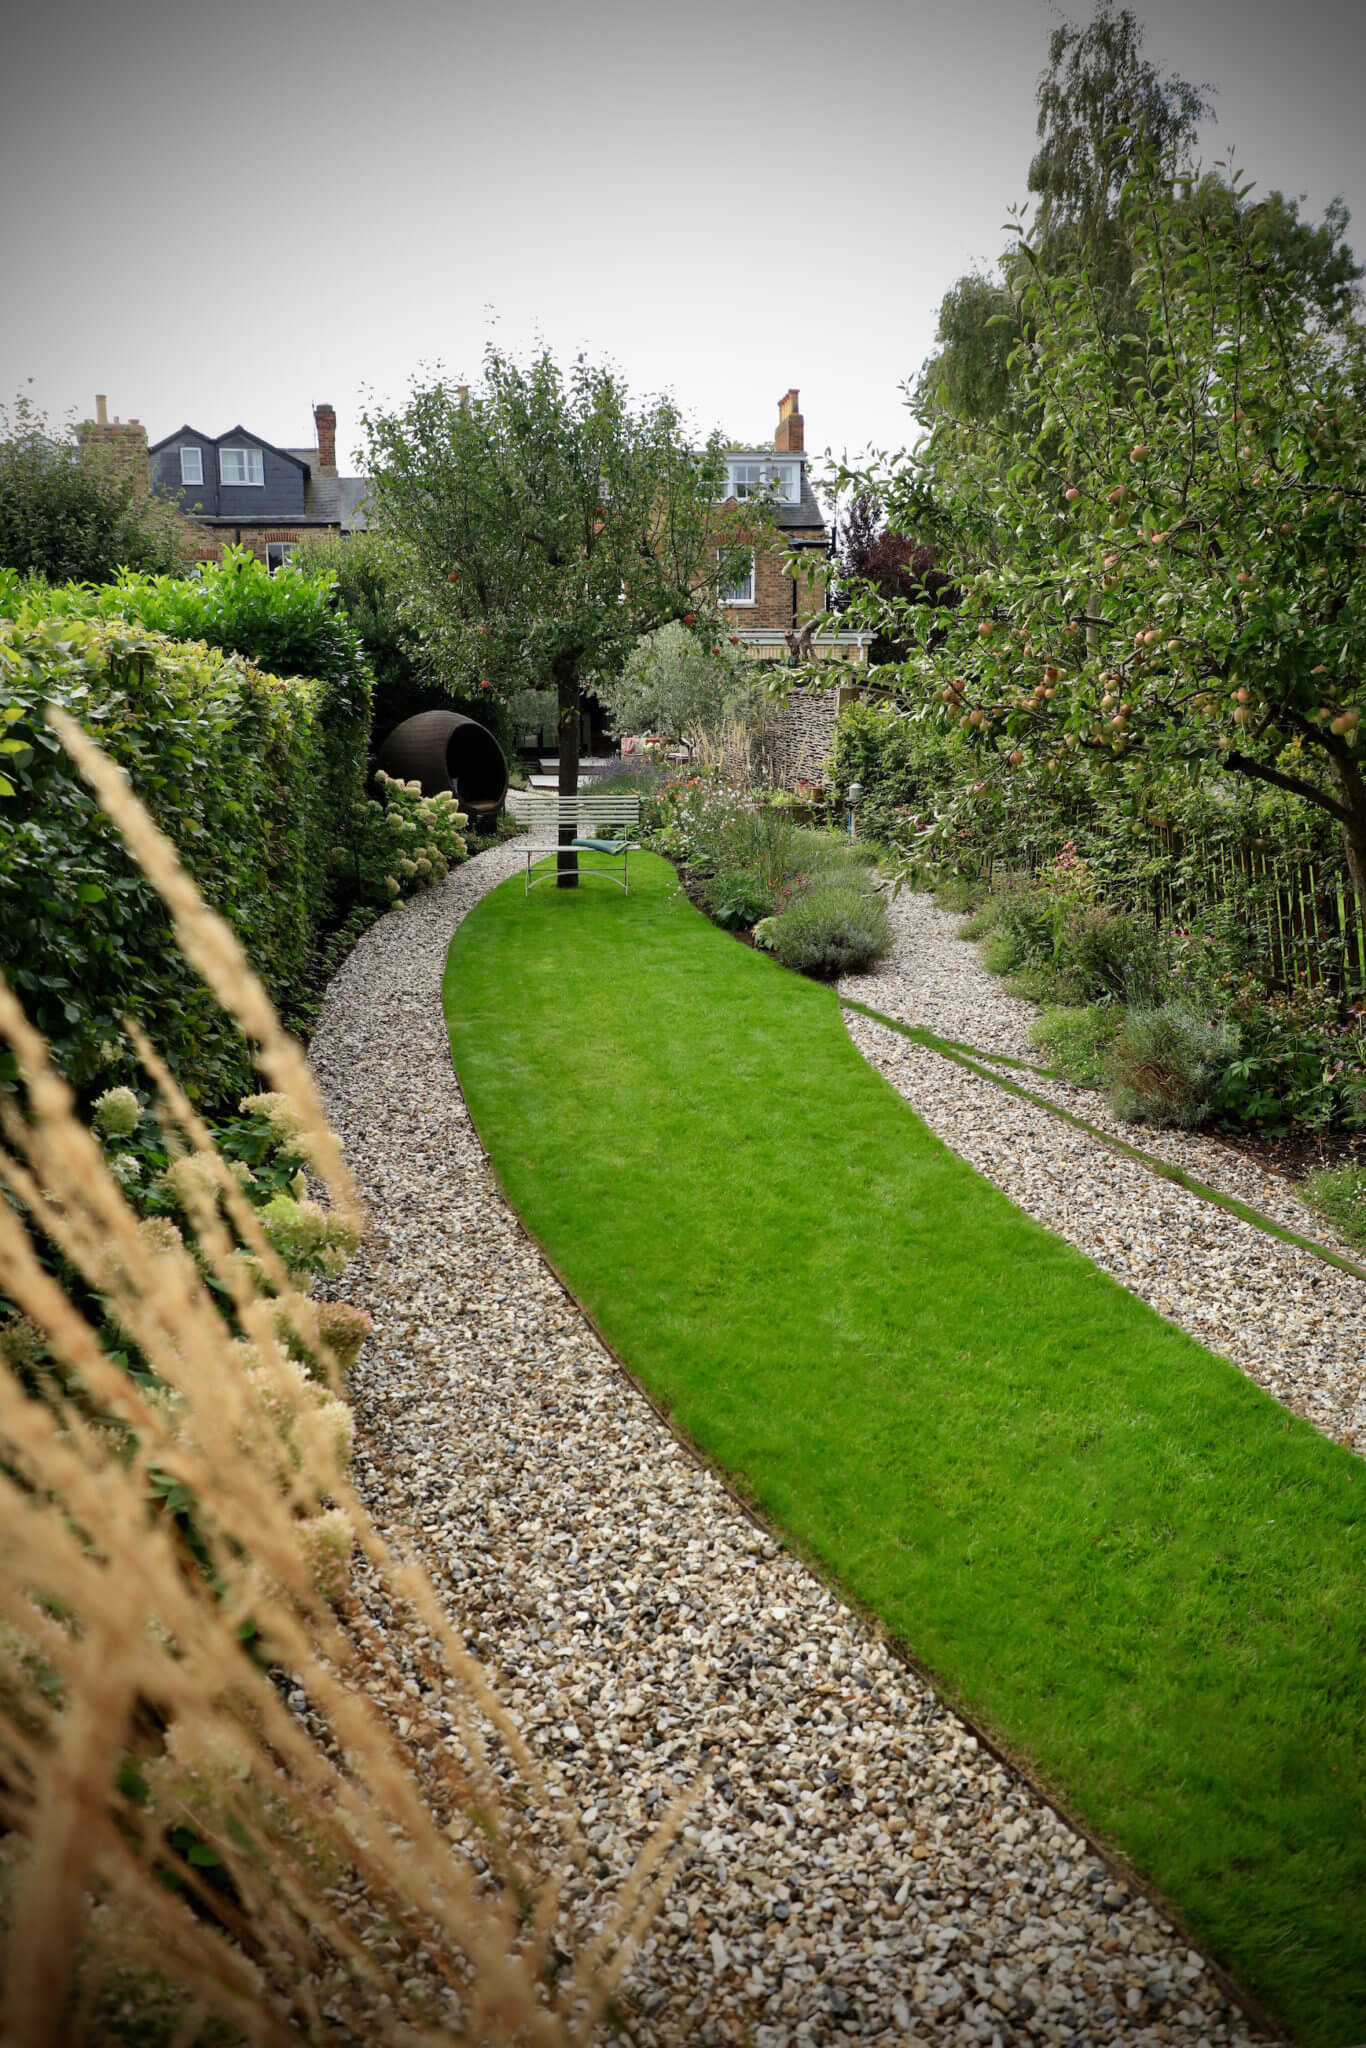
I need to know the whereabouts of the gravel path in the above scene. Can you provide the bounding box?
[840,889,1366,1453]
[310,846,1265,2046]
[849,889,1359,1257]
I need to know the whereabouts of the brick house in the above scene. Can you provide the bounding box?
[715,389,869,672]
[713,389,870,786]
[142,402,369,566]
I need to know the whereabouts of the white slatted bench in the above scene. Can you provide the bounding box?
[505,789,642,894]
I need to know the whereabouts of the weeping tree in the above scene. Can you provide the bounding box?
[362,348,756,879]
[918,3,1359,429]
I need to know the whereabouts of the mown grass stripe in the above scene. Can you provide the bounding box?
[445,854,1366,2047]
[840,996,1366,1286]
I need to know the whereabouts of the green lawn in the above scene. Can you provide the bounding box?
[444,853,1366,2046]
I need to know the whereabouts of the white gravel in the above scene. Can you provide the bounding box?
[308,845,1269,2045]
[840,889,1366,1453]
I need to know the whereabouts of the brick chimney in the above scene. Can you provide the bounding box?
[313,401,337,473]
[774,387,804,453]
[77,395,148,493]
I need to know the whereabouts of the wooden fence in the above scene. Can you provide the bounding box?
[984,826,1365,1003]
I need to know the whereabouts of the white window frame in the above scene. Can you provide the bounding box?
[219,445,264,487]
[718,548,755,607]
[179,445,203,486]
[265,541,297,573]
[724,458,800,505]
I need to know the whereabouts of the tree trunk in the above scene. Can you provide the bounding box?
[1328,746,1366,933]
[555,664,581,889]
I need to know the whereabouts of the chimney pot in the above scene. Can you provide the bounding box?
[95,395,108,425]
[313,401,337,472]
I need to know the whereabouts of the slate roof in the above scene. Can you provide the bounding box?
[780,471,828,538]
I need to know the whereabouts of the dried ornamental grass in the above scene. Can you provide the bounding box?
[0,708,690,2045]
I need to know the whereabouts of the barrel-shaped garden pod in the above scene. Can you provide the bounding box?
[377,710,508,830]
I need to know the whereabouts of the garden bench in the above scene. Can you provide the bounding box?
[505,789,642,894]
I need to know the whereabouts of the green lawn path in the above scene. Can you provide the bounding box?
[444,852,1366,2047]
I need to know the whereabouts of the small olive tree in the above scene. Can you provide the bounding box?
[593,621,754,756]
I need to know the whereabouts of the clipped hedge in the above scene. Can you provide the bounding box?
[2,551,373,847]
[0,611,360,1103]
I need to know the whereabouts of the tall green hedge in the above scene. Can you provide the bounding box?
[0,611,355,1104]
[1,550,373,851]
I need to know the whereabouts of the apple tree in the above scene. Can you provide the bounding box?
[841,161,1366,916]
[361,348,758,827]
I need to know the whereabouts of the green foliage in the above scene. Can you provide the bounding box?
[971,850,1167,1007]
[297,529,437,747]
[698,866,775,930]
[509,685,556,748]
[594,620,755,750]
[1107,1003,1240,1126]
[1030,1003,1119,1086]
[964,850,1366,1126]
[361,345,759,788]
[90,1086,314,1237]
[1207,985,1366,1132]
[645,773,888,975]
[0,393,182,584]
[0,612,352,1103]
[1301,1161,1366,1249]
[829,696,960,851]
[7,549,372,844]
[1027,2,1214,314]
[937,876,992,916]
[845,150,1366,959]
[918,274,1024,424]
[917,7,1357,428]
[753,878,890,978]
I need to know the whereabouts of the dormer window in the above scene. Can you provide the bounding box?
[220,446,264,486]
[179,446,203,486]
[724,458,801,505]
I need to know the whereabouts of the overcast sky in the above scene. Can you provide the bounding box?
[3,0,1363,487]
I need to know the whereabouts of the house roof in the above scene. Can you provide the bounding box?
[148,424,309,471]
[778,470,827,536]
[147,424,201,455]
[285,451,370,528]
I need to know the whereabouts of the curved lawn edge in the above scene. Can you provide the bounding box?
[444,853,1366,2048]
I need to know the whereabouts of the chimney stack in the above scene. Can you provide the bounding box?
[774,387,804,454]
[313,401,337,472]
[78,395,148,494]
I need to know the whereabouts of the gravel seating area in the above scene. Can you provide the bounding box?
[841,890,1366,1453]
[310,844,1264,2046]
